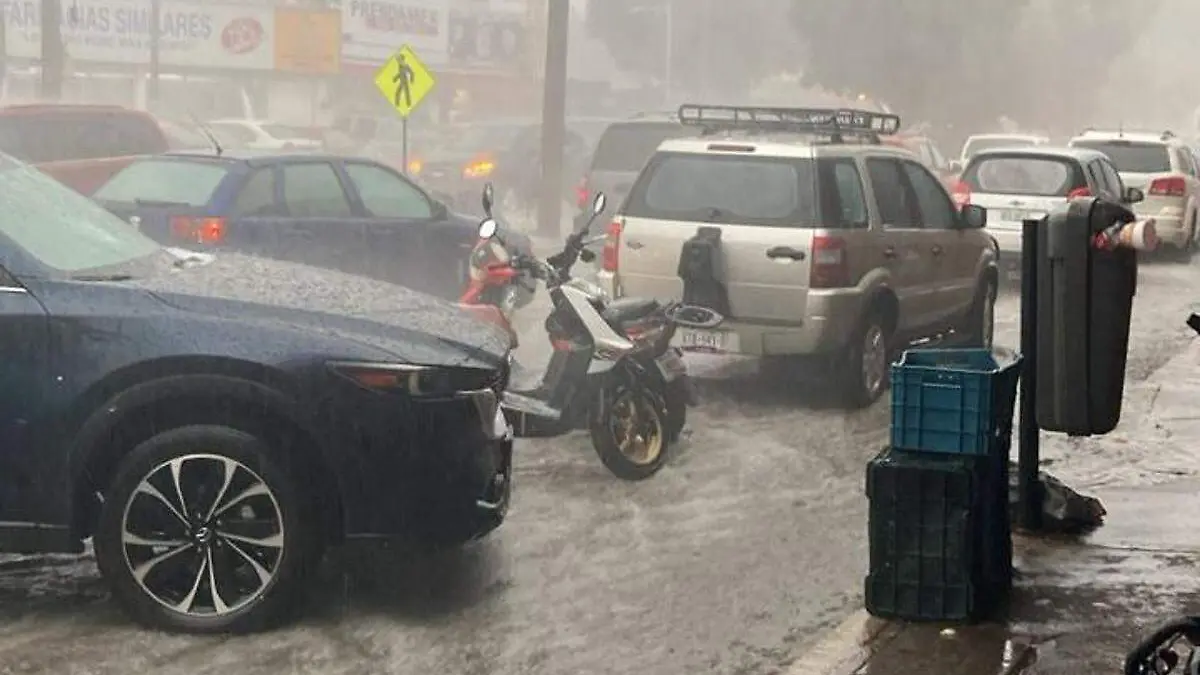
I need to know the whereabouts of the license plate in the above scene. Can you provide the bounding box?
[678,329,737,353]
[999,209,1045,222]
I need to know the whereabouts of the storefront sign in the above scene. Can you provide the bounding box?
[341,0,449,66]
[447,11,523,70]
[274,8,340,75]
[1,0,275,70]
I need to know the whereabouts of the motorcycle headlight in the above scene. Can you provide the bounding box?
[329,362,499,398]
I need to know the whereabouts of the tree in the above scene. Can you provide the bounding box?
[585,0,802,99]
[787,0,1165,135]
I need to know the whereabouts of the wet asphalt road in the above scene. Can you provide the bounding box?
[2,259,1200,675]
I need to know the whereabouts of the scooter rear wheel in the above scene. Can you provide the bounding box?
[590,385,670,481]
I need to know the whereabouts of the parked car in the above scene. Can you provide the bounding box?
[955,133,1050,171]
[0,150,513,633]
[0,103,169,194]
[92,150,531,301]
[597,105,997,407]
[956,146,1142,280]
[881,133,957,188]
[1069,129,1200,257]
[206,119,323,151]
[417,118,600,213]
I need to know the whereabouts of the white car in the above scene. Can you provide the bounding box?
[205,119,322,151]
[956,146,1141,279]
[954,133,1049,171]
[1068,129,1200,256]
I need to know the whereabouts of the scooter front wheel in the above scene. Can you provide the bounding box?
[590,384,670,481]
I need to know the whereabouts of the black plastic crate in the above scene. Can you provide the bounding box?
[865,447,1009,622]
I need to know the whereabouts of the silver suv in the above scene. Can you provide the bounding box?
[596,105,997,407]
[1068,129,1200,257]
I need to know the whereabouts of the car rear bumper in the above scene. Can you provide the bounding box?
[686,291,863,357]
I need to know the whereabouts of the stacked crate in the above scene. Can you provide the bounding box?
[864,348,1021,622]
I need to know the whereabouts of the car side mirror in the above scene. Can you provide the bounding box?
[430,199,449,219]
[960,203,987,229]
[949,160,964,173]
[580,248,596,263]
[478,218,498,239]
[1122,187,1144,204]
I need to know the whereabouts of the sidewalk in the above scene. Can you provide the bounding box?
[788,338,1200,675]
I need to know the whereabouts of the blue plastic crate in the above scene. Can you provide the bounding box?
[890,348,1022,457]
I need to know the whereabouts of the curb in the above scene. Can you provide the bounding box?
[785,610,898,675]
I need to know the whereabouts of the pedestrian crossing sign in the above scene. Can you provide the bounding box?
[374,45,436,118]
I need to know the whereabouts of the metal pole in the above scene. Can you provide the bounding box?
[537,0,568,238]
[401,116,409,176]
[39,0,63,100]
[148,0,161,105]
[663,0,672,107]
[1018,219,1043,531]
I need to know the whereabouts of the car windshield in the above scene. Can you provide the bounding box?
[94,158,230,207]
[1071,140,1171,173]
[962,137,1037,159]
[0,154,161,275]
[963,156,1081,196]
[590,122,690,172]
[625,152,817,226]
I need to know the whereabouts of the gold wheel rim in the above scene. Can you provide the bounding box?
[610,392,664,466]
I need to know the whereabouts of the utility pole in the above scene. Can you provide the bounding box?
[536,0,568,238]
[147,0,161,105]
[39,0,63,100]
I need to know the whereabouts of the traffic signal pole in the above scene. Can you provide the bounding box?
[537,0,569,239]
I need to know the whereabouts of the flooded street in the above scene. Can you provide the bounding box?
[1,259,1198,675]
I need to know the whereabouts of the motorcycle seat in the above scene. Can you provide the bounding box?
[602,297,660,323]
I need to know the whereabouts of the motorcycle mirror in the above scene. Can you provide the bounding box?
[482,183,495,215]
[478,218,498,240]
[579,248,596,263]
[591,191,607,216]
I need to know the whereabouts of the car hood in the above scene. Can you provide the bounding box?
[130,249,510,369]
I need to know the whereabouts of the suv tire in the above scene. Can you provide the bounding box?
[95,425,318,634]
[963,279,997,348]
[842,309,891,409]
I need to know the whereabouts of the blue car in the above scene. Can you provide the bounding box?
[92,150,530,301]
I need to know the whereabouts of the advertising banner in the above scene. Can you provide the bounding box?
[274,8,340,75]
[1,0,275,70]
[341,0,449,67]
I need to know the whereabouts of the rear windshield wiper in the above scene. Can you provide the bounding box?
[694,206,731,222]
[134,198,189,207]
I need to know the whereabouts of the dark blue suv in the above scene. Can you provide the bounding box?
[0,154,513,633]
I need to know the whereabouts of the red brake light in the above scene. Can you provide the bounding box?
[170,216,226,244]
[1149,176,1186,197]
[951,179,971,208]
[810,235,849,288]
[1067,187,1092,198]
[575,178,589,208]
[602,218,623,272]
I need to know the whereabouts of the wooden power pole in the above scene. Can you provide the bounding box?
[536,0,569,238]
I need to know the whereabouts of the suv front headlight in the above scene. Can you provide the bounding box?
[329,361,498,398]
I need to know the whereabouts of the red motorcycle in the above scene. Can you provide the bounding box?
[458,234,527,348]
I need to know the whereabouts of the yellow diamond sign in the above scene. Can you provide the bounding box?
[374,45,436,118]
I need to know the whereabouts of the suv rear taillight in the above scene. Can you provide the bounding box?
[602,218,623,272]
[575,178,589,208]
[810,235,849,288]
[1149,176,1186,197]
[1067,187,1092,198]
[951,179,971,208]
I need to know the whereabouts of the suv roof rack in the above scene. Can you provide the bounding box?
[676,104,901,143]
